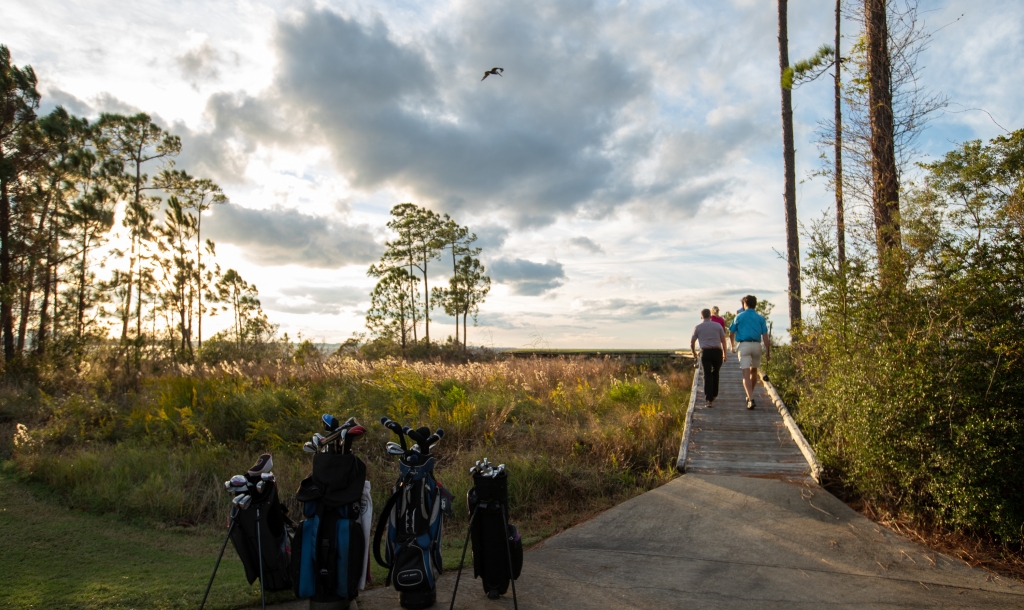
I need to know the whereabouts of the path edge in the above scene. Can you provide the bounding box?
[676,358,701,473]
[760,376,823,482]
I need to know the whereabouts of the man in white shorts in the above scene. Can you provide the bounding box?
[728,295,771,409]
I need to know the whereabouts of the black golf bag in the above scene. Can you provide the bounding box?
[374,419,453,610]
[229,461,294,593]
[291,450,371,608]
[450,466,522,608]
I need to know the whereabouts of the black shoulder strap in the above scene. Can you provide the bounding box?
[372,488,401,572]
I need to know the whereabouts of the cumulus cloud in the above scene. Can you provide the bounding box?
[176,41,221,87]
[204,203,381,268]
[266,284,368,314]
[488,258,565,296]
[567,236,604,254]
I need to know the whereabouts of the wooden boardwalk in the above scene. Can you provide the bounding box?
[681,352,814,481]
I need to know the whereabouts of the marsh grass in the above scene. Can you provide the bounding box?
[7,356,692,549]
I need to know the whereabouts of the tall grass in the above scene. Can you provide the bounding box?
[7,356,692,541]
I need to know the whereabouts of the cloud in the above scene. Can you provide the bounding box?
[40,88,93,117]
[266,284,369,314]
[567,236,604,254]
[176,41,220,87]
[488,258,565,296]
[575,298,685,320]
[473,225,510,252]
[37,89,143,119]
[204,203,381,268]
[203,4,655,227]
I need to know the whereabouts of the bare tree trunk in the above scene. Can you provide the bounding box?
[37,245,53,356]
[17,272,31,353]
[1,172,15,363]
[422,251,430,345]
[865,0,901,255]
[778,0,802,331]
[77,236,89,340]
[835,0,846,267]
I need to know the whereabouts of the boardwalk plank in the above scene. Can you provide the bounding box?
[684,351,813,482]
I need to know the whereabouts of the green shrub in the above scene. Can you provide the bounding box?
[772,130,1024,544]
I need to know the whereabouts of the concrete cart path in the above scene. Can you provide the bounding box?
[685,353,812,480]
[269,475,1022,609]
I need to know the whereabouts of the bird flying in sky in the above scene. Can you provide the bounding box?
[481,67,504,81]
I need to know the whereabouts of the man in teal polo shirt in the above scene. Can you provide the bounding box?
[728,295,770,409]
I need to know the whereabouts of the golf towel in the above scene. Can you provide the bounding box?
[358,480,373,589]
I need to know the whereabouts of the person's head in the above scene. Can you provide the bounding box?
[711,306,720,316]
[701,308,711,320]
[742,295,757,309]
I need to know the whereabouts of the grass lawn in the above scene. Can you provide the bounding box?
[0,466,296,610]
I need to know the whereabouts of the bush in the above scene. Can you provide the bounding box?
[771,130,1024,544]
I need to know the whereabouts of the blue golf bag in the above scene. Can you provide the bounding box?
[374,419,453,609]
[291,417,370,610]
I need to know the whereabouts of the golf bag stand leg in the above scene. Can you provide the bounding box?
[257,506,266,610]
[449,505,479,610]
[501,505,518,610]
[199,507,239,610]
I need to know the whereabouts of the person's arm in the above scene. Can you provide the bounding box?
[720,329,728,362]
[761,332,771,362]
[690,336,697,359]
[728,331,736,351]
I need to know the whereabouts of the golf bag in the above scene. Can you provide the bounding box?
[449,464,521,608]
[201,454,293,610]
[229,456,294,593]
[291,418,371,609]
[374,418,453,610]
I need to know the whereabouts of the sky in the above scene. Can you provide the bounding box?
[3,0,1022,348]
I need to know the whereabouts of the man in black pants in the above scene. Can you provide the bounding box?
[690,308,728,407]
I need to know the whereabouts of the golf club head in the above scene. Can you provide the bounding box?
[303,441,317,453]
[410,444,421,454]
[248,453,273,476]
[233,494,252,510]
[387,443,405,456]
[381,417,408,450]
[322,413,339,432]
[256,480,265,493]
[261,472,275,482]
[341,417,357,429]
[230,474,248,487]
[416,426,430,440]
